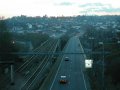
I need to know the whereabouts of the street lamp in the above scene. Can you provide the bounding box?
[12,41,15,44]
[99,42,104,90]
[115,30,120,44]
[98,36,120,90]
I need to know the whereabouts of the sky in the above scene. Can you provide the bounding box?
[0,0,120,18]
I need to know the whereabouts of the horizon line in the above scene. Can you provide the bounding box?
[1,14,120,19]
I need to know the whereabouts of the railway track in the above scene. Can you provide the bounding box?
[17,40,55,78]
[20,39,59,90]
[0,39,56,90]
[16,39,50,72]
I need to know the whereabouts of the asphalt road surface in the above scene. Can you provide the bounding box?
[50,36,87,90]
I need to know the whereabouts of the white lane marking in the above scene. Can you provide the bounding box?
[78,38,87,59]
[80,66,88,90]
[50,56,64,90]
[76,37,88,90]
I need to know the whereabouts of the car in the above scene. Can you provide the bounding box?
[65,57,69,61]
[59,76,68,84]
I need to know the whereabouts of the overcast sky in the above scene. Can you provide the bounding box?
[0,0,120,18]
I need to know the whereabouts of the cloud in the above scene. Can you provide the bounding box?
[80,7,120,15]
[96,8,120,13]
[79,3,112,8]
[79,3,120,14]
[55,2,74,6]
[79,3,104,7]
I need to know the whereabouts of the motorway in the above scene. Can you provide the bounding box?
[50,36,87,90]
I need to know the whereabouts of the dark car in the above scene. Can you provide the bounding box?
[59,76,68,84]
[65,57,69,61]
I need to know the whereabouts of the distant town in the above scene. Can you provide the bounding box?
[5,15,120,37]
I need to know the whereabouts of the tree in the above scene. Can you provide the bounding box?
[0,20,18,70]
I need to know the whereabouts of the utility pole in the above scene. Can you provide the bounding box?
[10,64,14,85]
[0,61,14,85]
[99,42,105,90]
[102,43,105,90]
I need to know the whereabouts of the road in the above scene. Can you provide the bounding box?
[50,36,87,90]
